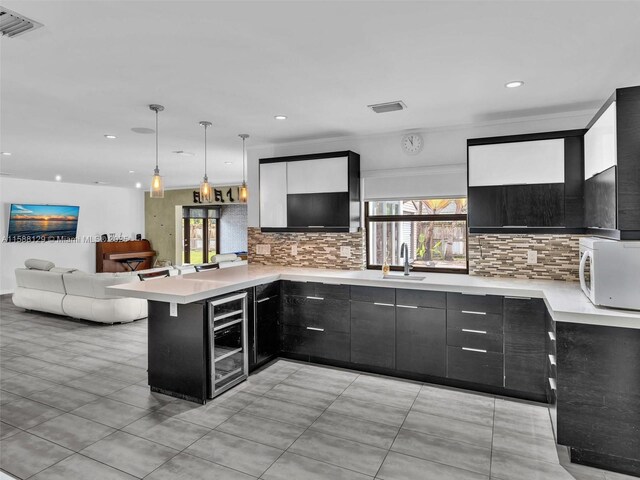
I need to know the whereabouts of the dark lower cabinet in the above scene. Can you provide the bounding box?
[148,300,208,403]
[557,322,640,477]
[281,325,350,362]
[447,346,504,388]
[255,294,280,365]
[350,301,395,369]
[504,298,546,397]
[396,306,446,377]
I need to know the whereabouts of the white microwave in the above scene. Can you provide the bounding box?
[579,237,640,311]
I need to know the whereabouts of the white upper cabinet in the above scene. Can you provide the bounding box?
[259,162,288,228]
[468,138,565,187]
[286,157,349,194]
[584,101,617,180]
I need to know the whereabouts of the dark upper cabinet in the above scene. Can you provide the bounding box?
[469,184,565,228]
[584,86,640,239]
[351,300,395,369]
[396,305,446,377]
[467,130,586,233]
[259,151,360,232]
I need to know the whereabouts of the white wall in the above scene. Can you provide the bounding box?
[0,177,144,294]
[246,113,593,226]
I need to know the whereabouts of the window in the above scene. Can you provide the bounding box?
[366,198,468,273]
[182,207,220,264]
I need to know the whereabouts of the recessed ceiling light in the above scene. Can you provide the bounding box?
[55,175,62,181]
[131,127,155,134]
[94,181,109,185]
[225,162,233,165]
[135,182,142,189]
[274,115,287,120]
[172,150,195,157]
[104,135,117,139]
[1,152,11,156]
[128,170,135,174]
[505,81,524,88]
[0,172,13,176]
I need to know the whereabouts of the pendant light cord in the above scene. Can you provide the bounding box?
[242,136,246,183]
[155,109,159,170]
[204,124,208,176]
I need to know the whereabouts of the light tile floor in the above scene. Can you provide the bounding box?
[0,294,635,480]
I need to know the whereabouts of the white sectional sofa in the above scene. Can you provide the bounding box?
[12,256,246,324]
[12,260,178,324]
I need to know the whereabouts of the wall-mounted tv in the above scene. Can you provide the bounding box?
[7,204,80,242]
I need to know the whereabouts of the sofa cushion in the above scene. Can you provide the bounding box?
[14,268,66,294]
[25,259,55,271]
[210,253,238,263]
[50,267,77,274]
[63,271,141,299]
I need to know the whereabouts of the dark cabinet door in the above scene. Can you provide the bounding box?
[287,192,350,228]
[351,301,395,369]
[256,295,280,364]
[396,306,446,377]
[585,166,616,229]
[469,184,565,227]
[503,297,547,395]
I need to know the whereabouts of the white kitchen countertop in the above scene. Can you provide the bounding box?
[108,265,640,329]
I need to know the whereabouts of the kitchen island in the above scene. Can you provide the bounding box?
[109,265,640,477]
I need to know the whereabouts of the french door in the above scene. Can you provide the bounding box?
[182,207,219,265]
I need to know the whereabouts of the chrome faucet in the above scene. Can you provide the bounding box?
[400,243,411,276]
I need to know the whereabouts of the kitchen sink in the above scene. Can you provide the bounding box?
[382,274,427,281]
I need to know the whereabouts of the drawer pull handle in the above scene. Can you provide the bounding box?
[504,296,532,300]
[548,331,556,341]
[460,293,486,296]
[462,329,487,334]
[306,327,325,332]
[257,297,271,303]
[306,296,324,301]
[549,378,557,390]
[462,347,487,353]
[461,310,487,315]
[397,304,418,309]
[374,302,395,307]
[548,354,556,366]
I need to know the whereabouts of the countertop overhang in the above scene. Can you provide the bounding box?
[107,265,640,329]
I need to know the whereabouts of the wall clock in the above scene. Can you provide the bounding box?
[401,133,424,155]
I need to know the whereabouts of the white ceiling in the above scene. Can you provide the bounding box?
[1,0,639,189]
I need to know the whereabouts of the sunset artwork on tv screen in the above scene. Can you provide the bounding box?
[7,204,80,242]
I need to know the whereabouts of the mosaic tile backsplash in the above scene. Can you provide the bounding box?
[468,234,582,281]
[248,227,365,270]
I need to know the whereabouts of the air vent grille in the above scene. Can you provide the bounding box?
[367,101,407,113]
[0,8,43,38]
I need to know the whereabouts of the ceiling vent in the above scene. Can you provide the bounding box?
[0,8,43,38]
[367,101,407,114]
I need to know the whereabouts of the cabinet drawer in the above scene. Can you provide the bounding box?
[350,285,395,304]
[447,328,503,353]
[281,325,350,362]
[396,289,446,309]
[256,281,280,301]
[447,346,504,388]
[504,297,546,333]
[282,296,349,332]
[447,310,503,332]
[282,281,349,300]
[447,293,503,314]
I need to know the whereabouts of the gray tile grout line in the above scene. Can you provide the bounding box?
[489,396,496,479]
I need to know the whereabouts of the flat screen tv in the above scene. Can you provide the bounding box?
[7,204,80,242]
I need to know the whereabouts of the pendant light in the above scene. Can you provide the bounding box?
[199,121,213,203]
[149,104,165,198]
[238,134,249,203]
